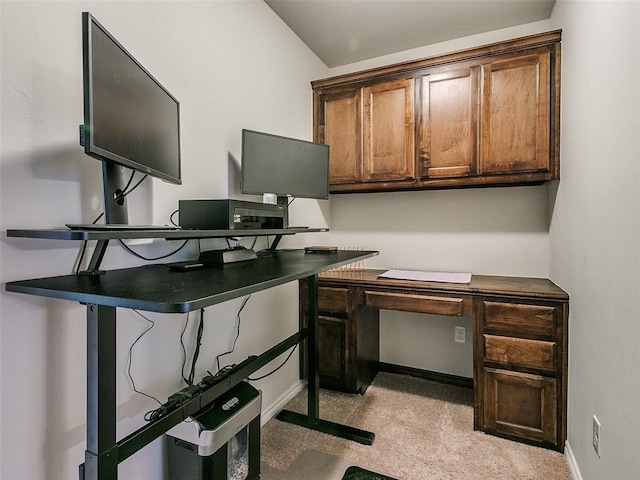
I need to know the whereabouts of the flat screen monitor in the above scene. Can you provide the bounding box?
[82,12,181,224]
[241,129,329,200]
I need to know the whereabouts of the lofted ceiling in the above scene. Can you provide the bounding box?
[265,0,556,67]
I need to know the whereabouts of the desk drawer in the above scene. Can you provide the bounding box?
[365,290,469,316]
[318,287,349,313]
[483,301,556,338]
[484,334,556,372]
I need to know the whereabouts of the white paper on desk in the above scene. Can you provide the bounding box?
[379,269,472,284]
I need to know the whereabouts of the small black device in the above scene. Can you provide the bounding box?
[81,12,181,226]
[179,199,288,230]
[240,129,329,201]
[167,261,206,271]
[198,248,258,265]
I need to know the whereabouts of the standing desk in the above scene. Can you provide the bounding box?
[5,227,378,480]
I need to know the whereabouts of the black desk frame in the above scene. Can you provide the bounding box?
[5,228,376,480]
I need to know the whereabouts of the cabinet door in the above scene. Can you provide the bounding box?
[419,67,479,178]
[483,368,558,446]
[363,78,415,182]
[316,88,362,184]
[480,52,551,174]
[318,314,353,391]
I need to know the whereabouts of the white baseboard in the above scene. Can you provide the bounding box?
[261,379,306,426]
[565,440,583,480]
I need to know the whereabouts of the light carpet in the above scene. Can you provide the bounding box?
[260,372,572,480]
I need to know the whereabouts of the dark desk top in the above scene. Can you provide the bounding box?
[5,250,378,313]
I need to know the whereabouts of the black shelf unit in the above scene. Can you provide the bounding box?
[7,227,328,275]
[7,226,326,241]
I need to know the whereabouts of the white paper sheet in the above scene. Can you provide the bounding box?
[378,269,472,284]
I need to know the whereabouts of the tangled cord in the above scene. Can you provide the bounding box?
[144,364,237,422]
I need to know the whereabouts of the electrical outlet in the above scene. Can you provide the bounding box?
[593,415,601,457]
[454,326,466,343]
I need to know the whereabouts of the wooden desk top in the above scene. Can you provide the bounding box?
[318,269,569,301]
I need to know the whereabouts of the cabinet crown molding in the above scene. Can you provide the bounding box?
[312,30,561,90]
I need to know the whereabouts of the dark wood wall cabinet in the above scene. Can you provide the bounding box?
[312,30,561,193]
[300,270,569,452]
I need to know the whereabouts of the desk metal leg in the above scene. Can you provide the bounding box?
[307,274,320,422]
[82,304,118,480]
[277,275,375,445]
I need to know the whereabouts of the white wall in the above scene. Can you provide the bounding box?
[0,1,327,479]
[549,1,640,479]
[325,20,554,378]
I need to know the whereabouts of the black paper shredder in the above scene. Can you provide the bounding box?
[166,382,262,480]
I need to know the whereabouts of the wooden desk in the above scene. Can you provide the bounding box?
[301,269,569,452]
[6,246,378,480]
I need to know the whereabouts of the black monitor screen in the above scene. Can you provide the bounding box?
[241,129,329,200]
[83,12,181,184]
